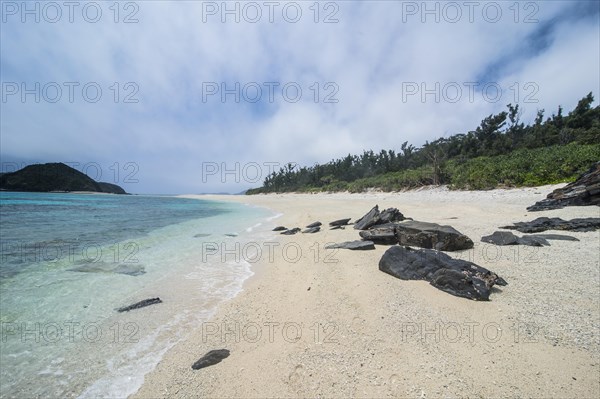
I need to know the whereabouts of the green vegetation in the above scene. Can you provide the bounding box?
[247,92,600,194]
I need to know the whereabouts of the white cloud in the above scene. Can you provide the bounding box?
[1,0,598,193]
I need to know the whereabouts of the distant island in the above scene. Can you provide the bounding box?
[0,163,127,194]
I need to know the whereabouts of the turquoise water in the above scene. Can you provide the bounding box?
[0,192,278,398]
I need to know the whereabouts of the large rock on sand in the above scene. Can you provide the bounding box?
[396,221,474,251]
[379,246,506,301]
[527,162,600,211]
[359,224,398,245]
[354,205,405,230]
[358,221,474,251]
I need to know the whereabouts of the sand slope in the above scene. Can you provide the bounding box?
[134,186,599,398]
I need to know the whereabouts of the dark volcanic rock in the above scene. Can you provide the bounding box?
[354,206,379,230]
[325,240,375,250]
[117,297,162,312]
[527,162,600,211]
[69,262,146,276]
[501,217,600,233]
[329,218,352,227]
[306,221,322,228]
[354,205,405,230]
[302,226,321,234]
[429,268,493,301]
[395,221,474,251]
[359,224,397,245]
[481,231,549,247]
[515,235,550,247]
[481,231,519,245]
[191,349,230,370]
[379,246,506,301]
[272,226,287,231]
[281,228,301,235]
[529,234,579,241]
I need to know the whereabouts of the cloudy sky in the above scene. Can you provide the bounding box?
[1,0,599,194]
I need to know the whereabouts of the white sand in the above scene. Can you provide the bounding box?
[133,185,599,398]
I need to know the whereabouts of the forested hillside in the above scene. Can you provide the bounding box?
[247,92,600,194]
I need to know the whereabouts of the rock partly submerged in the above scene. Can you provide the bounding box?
[116,297,162,312]
[379,246,506,301]
[69,262,146,276]
[527,162,600,211]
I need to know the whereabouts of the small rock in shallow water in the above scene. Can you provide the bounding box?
[116,297,162,312]
[113,264,146,276]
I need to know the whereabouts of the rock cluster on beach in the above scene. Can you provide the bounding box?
[276,204,508,300]
[275,200,599,301]
[527,162,600,211]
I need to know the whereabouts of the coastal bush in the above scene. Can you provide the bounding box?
[446,143,600,189]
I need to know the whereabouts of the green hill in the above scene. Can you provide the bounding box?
[0,163,127,194]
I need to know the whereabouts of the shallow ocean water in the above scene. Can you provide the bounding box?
[0,192,277,398]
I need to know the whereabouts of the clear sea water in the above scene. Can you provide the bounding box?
[0,192,278,398]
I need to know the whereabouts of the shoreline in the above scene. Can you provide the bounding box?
[134,186,600,398]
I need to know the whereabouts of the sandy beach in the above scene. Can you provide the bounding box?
[133,186,599,398]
